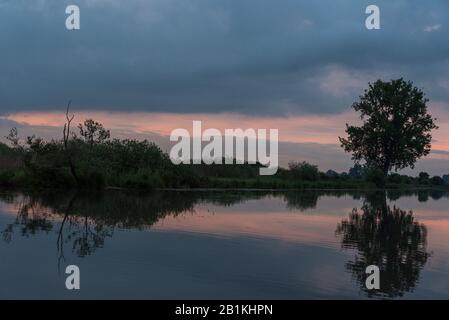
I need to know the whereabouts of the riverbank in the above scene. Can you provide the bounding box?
[1,137,448,192]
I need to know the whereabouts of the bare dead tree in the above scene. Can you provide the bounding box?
[63,100,80,186]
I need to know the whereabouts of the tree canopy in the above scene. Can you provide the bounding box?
[340,79,438,181]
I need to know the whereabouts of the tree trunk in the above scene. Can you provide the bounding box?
[63,101,80,187]
[381,160,390,189]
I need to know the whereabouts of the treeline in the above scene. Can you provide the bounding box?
[325,164,449,188]
[0,118,447,190]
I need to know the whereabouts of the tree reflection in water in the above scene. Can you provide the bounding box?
[0,190,273,269]
[0,189,435,292]
[336,191,431,298]
[1,190,200,270]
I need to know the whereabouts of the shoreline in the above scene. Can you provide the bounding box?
[1,185,448,193]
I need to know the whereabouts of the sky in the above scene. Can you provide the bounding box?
[1,0,449,174]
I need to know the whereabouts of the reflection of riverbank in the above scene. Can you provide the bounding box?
[0,191,446,249]
[1,189,449,299]
[0,190,348,254]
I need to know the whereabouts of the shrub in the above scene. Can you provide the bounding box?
[288,161,320,181]
[430,176,445,186]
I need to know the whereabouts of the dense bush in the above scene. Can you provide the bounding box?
[288,161,320,181]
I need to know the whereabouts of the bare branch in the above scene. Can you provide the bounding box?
[62,100,80,186]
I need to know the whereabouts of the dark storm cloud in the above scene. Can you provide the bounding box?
[1,0,449,115]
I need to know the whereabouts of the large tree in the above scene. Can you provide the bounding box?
[339,79,438,184]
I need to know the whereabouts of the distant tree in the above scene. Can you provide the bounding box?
[443,174,449,185]
[418,172,430,185]
[389,173,412,185]
[288,161,320,181]
[325,169,339,178]
[78,119,110,147]
[340,79,438,186]
[430,176,445,186]
[348,164,366,179]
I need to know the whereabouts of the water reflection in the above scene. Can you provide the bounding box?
[1,191,275,262]
[336,191,431,298]
[0,189,447,298]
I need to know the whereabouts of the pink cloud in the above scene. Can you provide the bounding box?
[4,110,360,145]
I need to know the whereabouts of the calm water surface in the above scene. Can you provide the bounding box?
[0,189,448,299]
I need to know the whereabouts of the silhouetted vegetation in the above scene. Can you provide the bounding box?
[1,131,448,191]
[0,93,446,190]
[340,79,438,187]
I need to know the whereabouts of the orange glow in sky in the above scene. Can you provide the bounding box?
[4,105,449,152]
